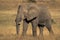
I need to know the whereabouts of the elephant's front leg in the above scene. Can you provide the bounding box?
[22,20,28,36]
[31,20,38,37]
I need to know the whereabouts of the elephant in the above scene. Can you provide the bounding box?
[15,3,40,36]
[15,1,55,40]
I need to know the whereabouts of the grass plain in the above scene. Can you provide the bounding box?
[0,0,60,40]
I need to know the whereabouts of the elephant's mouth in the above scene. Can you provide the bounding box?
[24,17,37,23]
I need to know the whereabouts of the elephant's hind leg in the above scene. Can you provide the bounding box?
[45,21,56,40]
[31,20,38,37]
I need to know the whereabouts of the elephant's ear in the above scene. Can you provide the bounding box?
[26,4,39,20]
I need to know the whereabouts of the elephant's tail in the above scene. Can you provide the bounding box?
[51,19,56,24]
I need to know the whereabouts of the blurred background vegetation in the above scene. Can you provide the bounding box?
[0,0,60,10]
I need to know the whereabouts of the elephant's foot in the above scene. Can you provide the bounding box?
[19,35,27,40]
[38,35,44,40]
[21,33,27,37]
[32,32,37,37]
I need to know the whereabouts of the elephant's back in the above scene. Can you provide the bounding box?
[39,4,51,19]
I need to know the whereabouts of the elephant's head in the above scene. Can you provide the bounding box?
[15,5,23,35]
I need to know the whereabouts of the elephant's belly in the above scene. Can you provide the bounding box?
[38,18,48,25]
[38,20,46,27]
[38,21,46,25]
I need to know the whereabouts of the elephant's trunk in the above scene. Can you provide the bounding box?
[16,21,20,35]
[15,16,22,35]
[16,23,20,34]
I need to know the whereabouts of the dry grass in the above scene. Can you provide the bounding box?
[0,8,60,40]
[0,0,60,40]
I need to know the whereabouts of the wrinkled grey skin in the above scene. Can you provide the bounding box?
[15,3,55,40]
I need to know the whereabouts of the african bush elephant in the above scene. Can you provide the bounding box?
[15,2,55,40]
